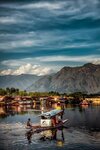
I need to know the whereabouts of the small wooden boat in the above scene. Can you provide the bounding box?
[26,109,68,133]
[26,119,68,133]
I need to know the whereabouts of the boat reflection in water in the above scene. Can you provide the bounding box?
[25,127,65,147]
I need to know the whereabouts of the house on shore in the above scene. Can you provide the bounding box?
[85,97,100,105]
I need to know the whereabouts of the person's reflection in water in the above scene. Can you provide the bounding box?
[61,129,64,141]
[56,129,64,147]
[25,130,33,144]
[52,129,57,140]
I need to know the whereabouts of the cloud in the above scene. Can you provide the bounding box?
[2,55,100,65]
[1,55,100,76]
[0,0,100,71]
[19,2,63,10]
[0,6,100,53]
[0,30,99,51]
[0,69,13,75]
[3,0,99,19]
[0,17,18,24]
[1,59,27,67]
[92,60,100,64]
[37,0,100,19]
[1,0,100,25]
[0,1,63,10]
[35,55,100,63]
[0,39,38,50]
[0,32,35,40]
[0,63,54,76]
[64,42,100,49]
[0,15,25,25]
[1,54,100,69]
[0,31,39,51]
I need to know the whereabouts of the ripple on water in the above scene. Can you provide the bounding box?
[0,123,100,150]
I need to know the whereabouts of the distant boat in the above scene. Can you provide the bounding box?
[80,100,89,105]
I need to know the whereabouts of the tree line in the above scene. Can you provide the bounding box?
[0,88,59,97]
[0,88,99,98]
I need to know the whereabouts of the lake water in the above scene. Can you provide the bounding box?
[0,104,100,150]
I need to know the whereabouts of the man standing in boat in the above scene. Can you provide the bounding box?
[51,103,64,126]
[56,102,64,120]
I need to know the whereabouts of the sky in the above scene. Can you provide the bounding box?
[0,0,100,76]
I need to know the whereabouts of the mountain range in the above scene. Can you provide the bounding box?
[0,63,100,94]
[0,74,40,90]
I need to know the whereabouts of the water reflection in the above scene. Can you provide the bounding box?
[25,128,65,147]
[0,104,100,131]
[25,130,33,144]
[0,104,41,118]
[0,103,100,150]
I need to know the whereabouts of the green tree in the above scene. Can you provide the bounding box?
[0,88,7,95]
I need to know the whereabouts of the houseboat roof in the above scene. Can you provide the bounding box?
[39,109,63,118]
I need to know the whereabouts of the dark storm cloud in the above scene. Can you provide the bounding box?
[0,0,100,75]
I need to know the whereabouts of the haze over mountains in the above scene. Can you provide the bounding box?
[0,74,40,90]
[0,63,100,94]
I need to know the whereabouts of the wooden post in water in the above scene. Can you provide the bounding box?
[40,98,44,114]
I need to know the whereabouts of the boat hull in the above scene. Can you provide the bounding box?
[26,119,68,133]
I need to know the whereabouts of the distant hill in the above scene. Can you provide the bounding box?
[0,74,40,90]
[0,63,100,94]
[27,63,100,94]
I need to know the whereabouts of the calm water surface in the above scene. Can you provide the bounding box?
[0,104,100,150]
